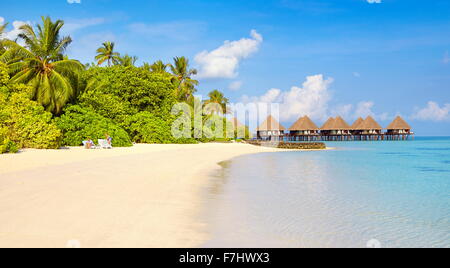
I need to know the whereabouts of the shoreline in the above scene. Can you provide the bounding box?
[0,143,317,248]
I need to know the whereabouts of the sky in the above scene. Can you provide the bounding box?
[1,0,450,135]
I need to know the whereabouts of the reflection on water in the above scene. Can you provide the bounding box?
[202,138,450,248]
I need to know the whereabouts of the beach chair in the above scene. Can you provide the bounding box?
[98,139,112,149]
[82,141,97,149]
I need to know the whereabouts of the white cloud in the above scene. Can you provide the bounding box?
[367,0,382,4]
[354,101,376,118]
[67,0,81,4]
[330,104,354,119]
[0,17,28,44]
[229,81,243,91]
[241,74,333,121]
[195,30,263,79]
[412,101,450,122]
[63,18,105,34]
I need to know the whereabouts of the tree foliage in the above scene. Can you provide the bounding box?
[56,105,132,147]
[0,16,83,115]
[0,89,62,149]
[95,41,120,66]
[81,66,177,116]
[169,56,198,101]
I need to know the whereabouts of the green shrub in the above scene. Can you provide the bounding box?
[56,105,132,147]
[0,128,18,154]
[124,112,175,144]
[80,66,177,117]
[0,138,19,154]
[0,62,9,86]
[0,91,62,149]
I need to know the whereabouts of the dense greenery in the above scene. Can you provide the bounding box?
[56,105,132,147]
[0,16,241,153]
[1,17,83,115]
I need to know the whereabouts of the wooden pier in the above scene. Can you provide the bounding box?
[256,115,414,142]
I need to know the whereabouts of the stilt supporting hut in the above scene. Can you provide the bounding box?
[288,116,320,141]
[320,117,336,140]
[355,116,383,141]
[350,117,364,140]
[256,115,286,141]
[320,117,352,141]
[385,116,414,140]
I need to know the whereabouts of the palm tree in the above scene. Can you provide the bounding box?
[95,41,120,66]
[117,54,138,67]
[168,56,198,101]
[0,22,8,55]
[0,16,83,115]
[204,90,229,115]
[150,60,169,73]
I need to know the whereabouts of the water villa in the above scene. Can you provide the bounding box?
[352,116,383,140]
[288,116,320,141]
[256,115,414,141]
[320,116,352,141]
[256,115,286,141]
[385,116,414,140]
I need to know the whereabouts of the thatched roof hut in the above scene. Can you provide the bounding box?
[386,116,411,130]
[359,116,383,130]
[320,117,336,131]
[351,117,364,130]
[257,115,286,131]
[289,116,319,131]
[333,116,351,130]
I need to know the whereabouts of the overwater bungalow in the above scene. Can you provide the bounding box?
[256,115,286,141]
[320,116,352,140]
[385,116,414,140]
[288,116,320,141]
[350,117,364,135]
[320,117,336,136]
[354,116,383,140]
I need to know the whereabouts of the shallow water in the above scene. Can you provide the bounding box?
[202,137,450,248]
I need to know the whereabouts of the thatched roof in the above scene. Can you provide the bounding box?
[289,116,319,131]
[230,117,245,128]
[386,116,411,130]
[257,115,286,131]
[351,117,364,129]
[333,116,351,130]
[320,117,336,130]
[359,116,383,130]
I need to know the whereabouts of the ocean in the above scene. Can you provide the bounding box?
[202,137,450,248]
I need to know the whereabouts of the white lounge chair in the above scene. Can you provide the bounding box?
[82,141,97,149]
[98,139,112,149]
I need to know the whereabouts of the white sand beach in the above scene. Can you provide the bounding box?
[0,143,288,248]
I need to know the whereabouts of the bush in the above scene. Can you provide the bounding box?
[0,138,19,154]
[124,112,175,144]
[0,91,62,149]
[80,66,177,117]
[0,128,18,154]
[0,62,9,86]
[56,105,132,147]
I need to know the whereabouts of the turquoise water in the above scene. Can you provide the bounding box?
[203,137,450,248]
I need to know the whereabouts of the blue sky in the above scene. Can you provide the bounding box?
[2,0,450,135]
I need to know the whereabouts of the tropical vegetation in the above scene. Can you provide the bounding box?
[0,16,240,154]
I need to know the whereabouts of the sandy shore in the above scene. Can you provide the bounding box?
[0,143,288,248]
